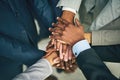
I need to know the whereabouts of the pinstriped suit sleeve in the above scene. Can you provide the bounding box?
[92,30,120,46]
[57,0,82,11]
[13,59,52,80]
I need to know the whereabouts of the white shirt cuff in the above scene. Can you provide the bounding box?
[72,40,91,57]
[62,7,76,14]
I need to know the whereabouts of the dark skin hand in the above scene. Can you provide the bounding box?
[61,10,75,23]
[49,17,85,47]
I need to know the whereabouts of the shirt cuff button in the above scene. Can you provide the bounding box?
[75,53,77,55]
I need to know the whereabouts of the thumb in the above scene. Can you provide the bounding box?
[75,18,81,28]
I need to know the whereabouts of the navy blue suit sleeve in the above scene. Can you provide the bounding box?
[0,34,45,65]
[76,48,118,80]
[28,0,54,39]
[92,45,120,62]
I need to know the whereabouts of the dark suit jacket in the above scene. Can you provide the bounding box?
[0,0,54,80]
[76,48,119,80]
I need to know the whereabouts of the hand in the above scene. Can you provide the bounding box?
[50,17,85,46]
[46,40,77,72]
[46,39,69,69]
[44,44,60,66]
[46,38,77,72]
[61,10,75,23]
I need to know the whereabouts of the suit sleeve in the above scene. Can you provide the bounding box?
[12,59,52,80]
[27,0,54,39]
[0,34,45,65]
[76,48,118,80]
[57,0,82,12]
[92,30,120,46]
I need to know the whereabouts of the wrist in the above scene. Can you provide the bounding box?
[44,51,57,66]
[61,11,75,23]
[84,33,92,44]
[71,37,85,47]
[44,57,52,65]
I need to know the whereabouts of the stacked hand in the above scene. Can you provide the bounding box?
[45,17,84,72]
[46,38,77,72]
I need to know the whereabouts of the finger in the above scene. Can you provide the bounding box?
[75,18,81,27]
[49,35,62,41]
[44,50,55,58]
[56,17,63,22]
[62,44,67,55]
[57,17,70,26]
[52,29,63,35]
[51,39,55,45]
[59,43,64,60]
[56,41,61,51]
[65,62,69,70]
[49,27,62,32]
[52,22,65,30]
[53,57,60,64]
[68,47,72,60]
[54,39,57,50]
[46,48,56,53]
[52,23,57,27]
[46,40,54,49]
[49,27,54,32]
[53,63,61,67]
[57,40,67,44]
[64,48,69,70]
[72,56,76,64]
[64,48,69,62]
[60,60,65,69]
[68,47,73,67]
[68,60,72,67]
[52,32,62,37]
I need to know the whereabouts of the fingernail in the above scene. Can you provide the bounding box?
[53,60,59,63]
[66,67,69,70]
[52,23,55,26]
[62,67,65,69]
[70,65,72,67]
[69,58,72,60]
[56,64,60,66]
[60,57,63,60]
[49,36,51,38]
[63,53,65,55]
[49,28,51,30]
[57,49,59,51]
[52,32,54,34]
[56,17,59,19]
[64,59,68,62]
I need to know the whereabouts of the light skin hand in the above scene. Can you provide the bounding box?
[49,20,68,59]
[44,46,60,66]
[44,53,59,66]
